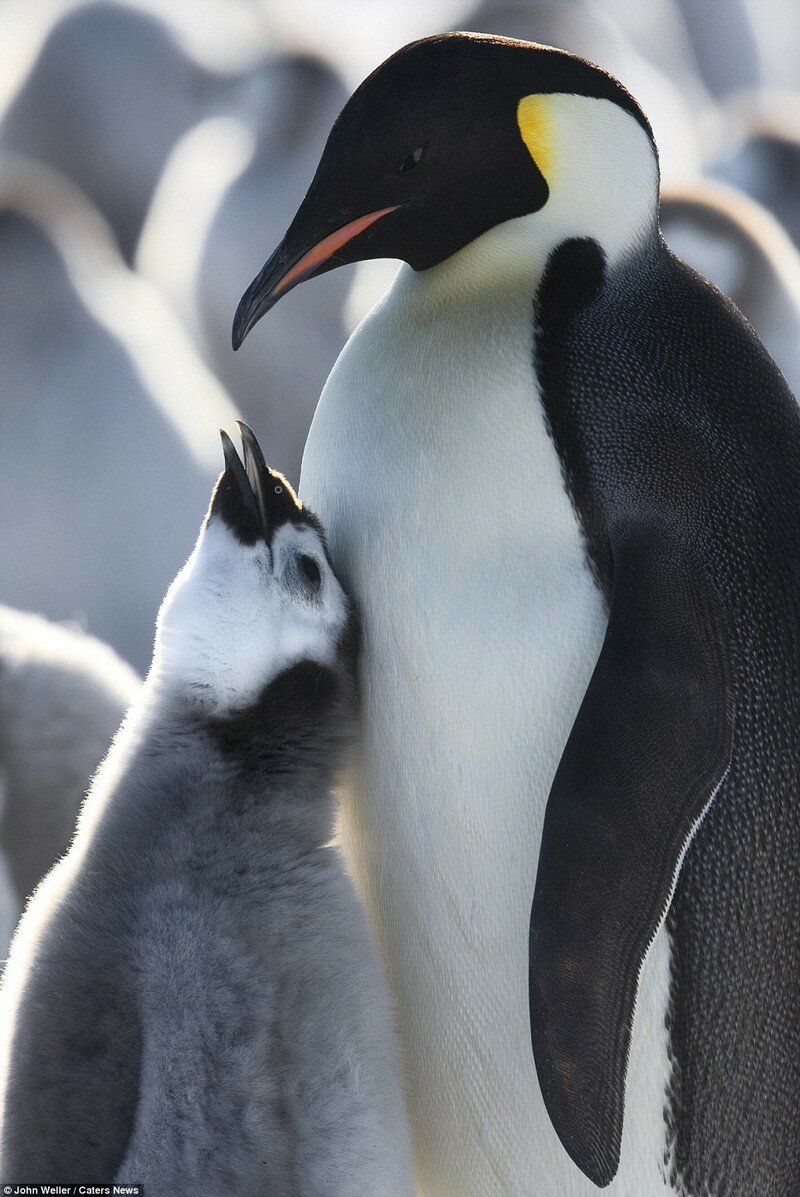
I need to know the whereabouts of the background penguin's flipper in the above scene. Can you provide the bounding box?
[528,527,734,1187]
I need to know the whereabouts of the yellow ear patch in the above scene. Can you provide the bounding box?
[517,94,555,181]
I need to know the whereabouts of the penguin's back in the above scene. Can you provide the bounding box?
[532,233,800,1195]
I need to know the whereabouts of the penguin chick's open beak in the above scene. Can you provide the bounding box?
[237,420,273,536]
[216,429,265,544]
[231,205,400,349]
[216,425,303,544]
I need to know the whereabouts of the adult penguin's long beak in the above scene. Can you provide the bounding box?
[231,205,400,350]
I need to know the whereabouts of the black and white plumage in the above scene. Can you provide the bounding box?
[233,32,800,1195]
[0,426,413,1195]
[0,605,140,955]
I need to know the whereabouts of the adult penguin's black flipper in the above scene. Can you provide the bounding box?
[528,526,735,1188]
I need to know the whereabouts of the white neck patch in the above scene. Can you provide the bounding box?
[148,517,348,716]
[414,92,658,307]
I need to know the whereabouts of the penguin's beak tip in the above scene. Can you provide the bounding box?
[231,287,270,351]
[219,427,237,460]
[232,204,403,351]
[232,239,290,350]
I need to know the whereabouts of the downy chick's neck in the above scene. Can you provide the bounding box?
[84,658,354,866]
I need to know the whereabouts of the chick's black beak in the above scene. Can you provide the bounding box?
[235,421,304,538]
[237,421,271,536]
[231,205,400,350]
[215,429,264,544]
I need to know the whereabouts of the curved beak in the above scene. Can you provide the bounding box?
[215,425,301,543]
[220,429,262,515]
[231,204,399,349]
[237,420,269,530]
[237,421,303,534]
[215,428,264,544]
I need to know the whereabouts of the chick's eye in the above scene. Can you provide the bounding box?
[399,143,428,173]
[297,554,321,591]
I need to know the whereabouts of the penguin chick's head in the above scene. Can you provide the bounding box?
[233,31,657,345]
[151,423,353,717]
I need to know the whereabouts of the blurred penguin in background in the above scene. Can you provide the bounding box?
[0,155,240,672]
[0,605,140,957]
[661,180,800,397]
[596,0,720,107]
[0,0,356,479]
[136,53,350,483]
[713,101,800,252]
[0,0,268,260]
[671,0,762,98]
[728,0,800,93]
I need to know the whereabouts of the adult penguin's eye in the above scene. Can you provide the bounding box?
[399,144,428,173]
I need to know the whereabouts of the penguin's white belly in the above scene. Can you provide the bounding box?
[300,270,675,1196]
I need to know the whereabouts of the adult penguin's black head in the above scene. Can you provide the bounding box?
[232,31,656,348]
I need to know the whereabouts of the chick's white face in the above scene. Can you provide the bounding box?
[151,513,350,716]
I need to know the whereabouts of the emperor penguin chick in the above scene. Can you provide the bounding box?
[0,424,414,1197]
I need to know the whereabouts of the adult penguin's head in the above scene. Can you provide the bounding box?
[229,29,664,1188]
[233,31,657,346]
[231,31,656,347]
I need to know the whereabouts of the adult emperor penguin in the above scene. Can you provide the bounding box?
[233,33,800,1196]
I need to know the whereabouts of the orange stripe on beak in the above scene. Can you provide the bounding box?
[271,205,400,297]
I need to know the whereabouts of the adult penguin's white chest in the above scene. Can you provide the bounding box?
[300,260,675,1196]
